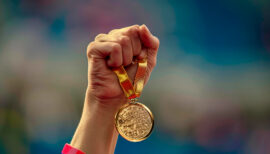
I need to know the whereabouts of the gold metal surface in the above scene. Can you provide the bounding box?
[115,102,154,142]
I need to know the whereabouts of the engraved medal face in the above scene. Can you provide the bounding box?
[115,102,154,142]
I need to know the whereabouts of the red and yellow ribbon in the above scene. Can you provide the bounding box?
[113,58,147,99]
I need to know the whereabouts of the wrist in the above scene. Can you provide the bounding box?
[84,87,128,113]
[70,88,128,154]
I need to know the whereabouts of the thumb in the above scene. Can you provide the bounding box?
[139,24,159,50]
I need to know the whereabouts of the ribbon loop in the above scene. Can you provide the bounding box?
[113,58,147,99]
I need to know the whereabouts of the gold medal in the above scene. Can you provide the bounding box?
[113,58,154,142]
[115,101,154,142]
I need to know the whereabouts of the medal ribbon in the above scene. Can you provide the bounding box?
[113,58,147,99]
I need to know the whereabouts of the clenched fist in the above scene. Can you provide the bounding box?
[86,24,159,101]
[70,25,159,154]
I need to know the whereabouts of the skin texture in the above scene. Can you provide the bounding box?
[70,24,159,154]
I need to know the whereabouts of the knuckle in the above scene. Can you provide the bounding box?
[86,42,95,58]
[131,24,140,30]
[109,29,118,34]
[127,25,139,35]
[111,43,121,52]
[119,36,130,45]
[95,33,106,40]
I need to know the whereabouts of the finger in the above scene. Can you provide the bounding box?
[137,48,147,60]
[95,34,133,66]
[139,25,159,71]
[96,25,142,59]
[139,24,159,50]
[122,25,142,56]
[118,36,133,66]
[147,48,157,70]
[87,42,123,67]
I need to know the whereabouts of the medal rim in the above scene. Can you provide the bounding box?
[115,102,154,142]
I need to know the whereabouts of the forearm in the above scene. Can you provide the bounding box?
[70,90,127,154]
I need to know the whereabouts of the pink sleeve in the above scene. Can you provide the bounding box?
[62,144,85,154]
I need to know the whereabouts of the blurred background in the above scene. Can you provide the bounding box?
[1,0,270,154]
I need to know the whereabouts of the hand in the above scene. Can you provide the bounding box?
[70,25,159,154]
[86,24,159,102]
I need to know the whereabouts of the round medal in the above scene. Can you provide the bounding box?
[115,102,154,142]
